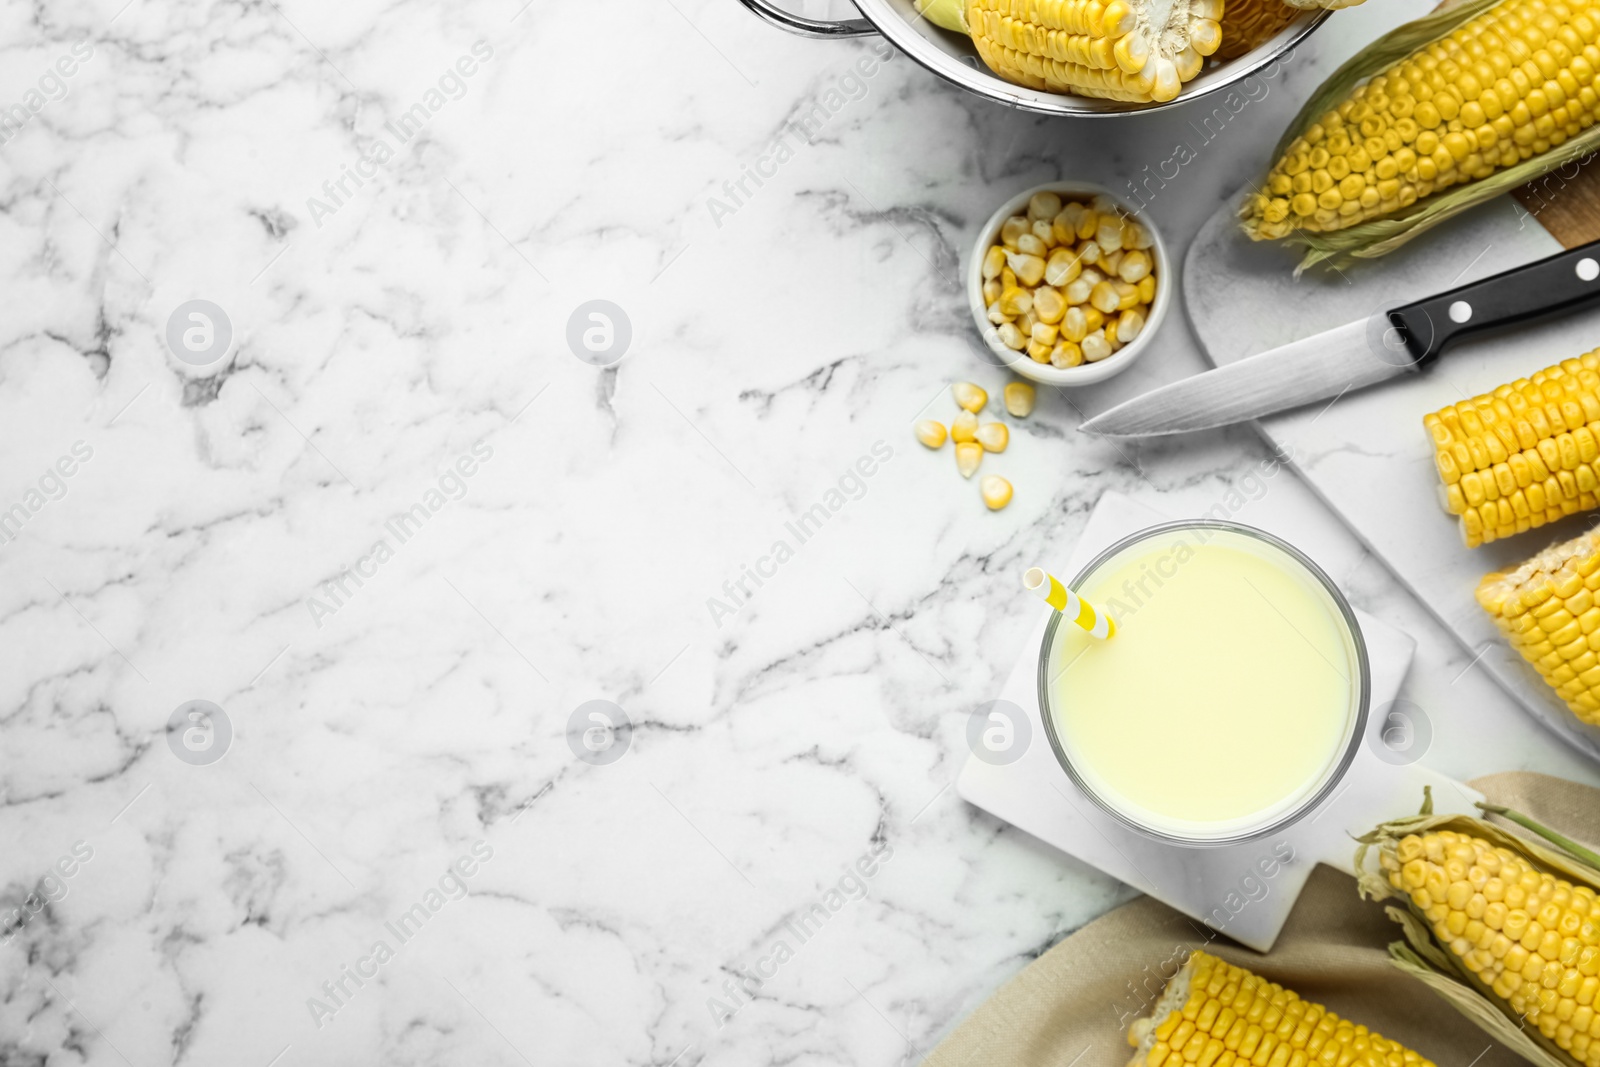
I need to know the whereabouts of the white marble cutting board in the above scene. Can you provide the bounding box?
[1185,196,1600,763]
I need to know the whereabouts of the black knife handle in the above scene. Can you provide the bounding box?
[1389,237,1600,367]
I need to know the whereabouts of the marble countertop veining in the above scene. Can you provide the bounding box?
[2,0,1598,1064]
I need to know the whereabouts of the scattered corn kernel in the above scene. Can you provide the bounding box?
[980,475,1012,510]
[956,441,983,479]
[976,423,1009,453]
[952,382,988,413]
[951,410,979,442]
[915,420,947,449]
[1003,382,1035,418]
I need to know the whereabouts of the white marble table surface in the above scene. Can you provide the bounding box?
[4,1,1599,1065]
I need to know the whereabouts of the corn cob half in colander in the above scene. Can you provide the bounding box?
[914,0,1363,105]
[1478,528,1600,726]
[1425,350,1600,548]
[1243,0,1600,241]
[1126,950,1438,1067]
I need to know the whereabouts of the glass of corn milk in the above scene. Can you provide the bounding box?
[1038,521,1370,846]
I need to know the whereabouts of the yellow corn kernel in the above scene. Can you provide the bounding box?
[955,441,982,479]
[976,423,1009,453]
[1083,330,1114,363]
[1003,381,1035,418]
[1034,286,1067,325]
[982,245,1007,280]
[914,420,946,449]
[1046,247,1083,287]
[1008,251,1047,287]
[980,474,1012,510]
[951,410,978,443]
[952,382,988,413]
[1051,341,1084,368]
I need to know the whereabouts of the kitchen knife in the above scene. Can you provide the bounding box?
[1079,238,1600,437]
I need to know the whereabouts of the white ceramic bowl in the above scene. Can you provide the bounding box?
[968,181,1172,387]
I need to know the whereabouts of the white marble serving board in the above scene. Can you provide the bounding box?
[957,491,1483,951]
[1185,195,1600,765]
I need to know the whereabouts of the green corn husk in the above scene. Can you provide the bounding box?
[1354,789,1600,1067]
[1248,0,1600,271]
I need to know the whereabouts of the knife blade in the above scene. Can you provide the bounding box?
[1080,237,1600,438]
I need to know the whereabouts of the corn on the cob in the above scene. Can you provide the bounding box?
[1424,350,1600,548]
[1245,0,1600,240]
[967,0,1237,103]
[1126,950,1437,1067]
[1477,528,1600,725]
[1379,828,1600,1063]
[916,0,1353,105]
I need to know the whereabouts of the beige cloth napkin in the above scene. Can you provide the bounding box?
[928,772,1600,1067]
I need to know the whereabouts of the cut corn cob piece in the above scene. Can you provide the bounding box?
[1244,0,1600,240]
[1126,950,1437,1067]
[920,0,1358,105]
[1378,828,1600,1062]
[1425,351,1600,547]
[966,0,1226,103]
[1478,528,1600,725]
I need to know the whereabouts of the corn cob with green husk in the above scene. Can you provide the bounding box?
[1358,796,1600,1067]
[913,0,1364,105]
[1243,0,1600,268]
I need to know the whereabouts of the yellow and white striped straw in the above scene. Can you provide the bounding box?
[1023,567,1115,639]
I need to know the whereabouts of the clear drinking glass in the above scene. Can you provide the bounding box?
[1036,520,1371,847]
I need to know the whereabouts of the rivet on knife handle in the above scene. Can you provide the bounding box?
[1389,237,1600,368]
